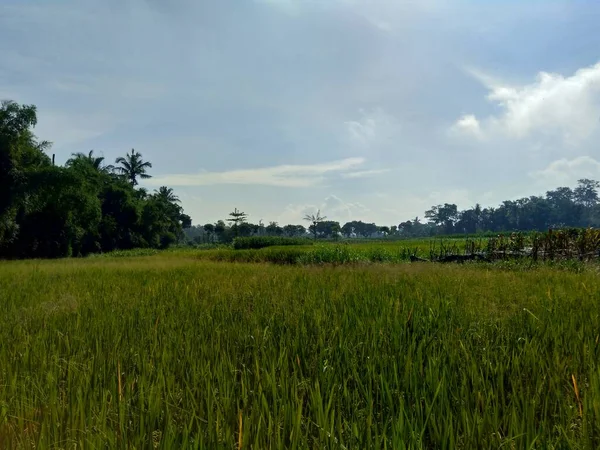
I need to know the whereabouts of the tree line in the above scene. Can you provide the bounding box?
[0,100,190,258]
[186,179,600,243]
[4,100,600,257]
[415,178,600,237]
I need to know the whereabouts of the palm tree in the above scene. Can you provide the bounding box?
[155,186,180,203]
[115,149,152,186]
[303,209,327,240]
[135,188,149,200]
[66,150,113,172]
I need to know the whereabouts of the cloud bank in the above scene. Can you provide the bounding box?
[452,62,600,145]
[148,157,367,188]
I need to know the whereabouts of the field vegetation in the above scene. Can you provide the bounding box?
[232,237,313,250]
[200,229,600,267]
[1,249,599,448]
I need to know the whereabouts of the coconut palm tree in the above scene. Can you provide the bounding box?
[115,149,152,186]
[155,186,180,203]
[66,150,113,172]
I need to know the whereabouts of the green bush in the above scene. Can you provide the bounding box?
[232,236,313,250]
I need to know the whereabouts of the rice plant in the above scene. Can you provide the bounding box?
[232,237,313,250]
[1,255,599,448]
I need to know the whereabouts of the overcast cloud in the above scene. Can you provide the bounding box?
[2,0,600,225]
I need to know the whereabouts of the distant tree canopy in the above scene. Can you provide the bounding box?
[187,217,309,245]
[185,176,600,245]
[0,100,190,258]
[341,220,378,238]
[412,180,600,237]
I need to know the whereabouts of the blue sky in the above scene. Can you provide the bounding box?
[2,0,600,226]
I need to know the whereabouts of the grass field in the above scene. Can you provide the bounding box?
[1,248,599,448]
[197,238,484,265]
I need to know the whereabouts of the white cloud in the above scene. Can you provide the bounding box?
[344,107,400,149]
[345,115,378,146]
[461,66,504,90]
[322,194,370,219]
[341,168,390,178]
[453,62,600,145]
[426,189,476,209]
[449,114,484,140]
[529,156,600,188]
[372,188,480,223]
[278,194,371,224]
[274,186,502,226]
[147,157,365,188]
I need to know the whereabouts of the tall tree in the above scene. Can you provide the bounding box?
[0,100,51,249]
[574,179,600,208]
[266,221,283,236]
[342,220,378,238]
[66,150,113,172]
[227,208,247,238]
[1,100,192,258]
[155,186,180,204]
[283,224,306,237]
[237,222,254,237]
[315,220,341,239]
[214,220,228,242]
[456,207,481,234]
[304,209,326,240]
[425,203,458,234]
[115,149,152,186]
[227,208,247,226]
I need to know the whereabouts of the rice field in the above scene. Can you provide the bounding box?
[1,248,599,448]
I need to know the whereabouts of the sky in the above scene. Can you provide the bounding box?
[2,0,600,226]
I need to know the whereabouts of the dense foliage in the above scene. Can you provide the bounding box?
[415,180,600,236]
[186,219,309,244]
[348,181,600,238]
[0,100,190,258]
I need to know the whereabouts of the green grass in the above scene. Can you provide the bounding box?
[1,252,599,448]
[232,236,313,250]
[198,239,485,265]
